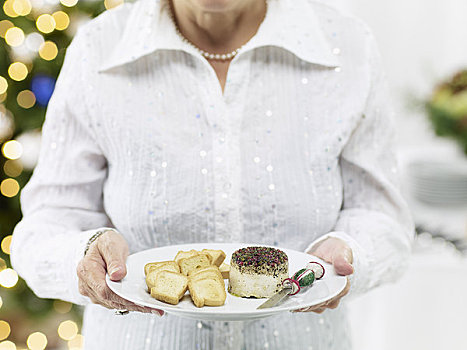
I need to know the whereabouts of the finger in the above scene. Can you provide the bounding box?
[95,231,129,281]
[332,247,354,276]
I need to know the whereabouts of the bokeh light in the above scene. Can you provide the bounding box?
[25,32,44,52]
[0,259,6,271]
[3,160,23,177]
[5,27,25,47]
[17,90,36,108]
[1,236,12,255]
[0,269,18,288]
[0,321,11,341]
[36,14,55,34]
[0,77,7,95]
[0,340,16,350]
[53,300,72,314]
[104,0,124,10]
[0,296,3,309]
[67,334,84,350]
[2,140,23,160]
[0,179,20,198]
[38,41,58,61]
[52,11,70,31]
[58,320,78,341]
[60,0,78,7]
[3,1,19,18]
[12,0,32,16]
[31,74,55,106]
[0,20,14,38]
[8,62,28,81]
[26,332,47,350]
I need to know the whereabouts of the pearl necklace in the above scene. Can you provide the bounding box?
[168,1,267,61]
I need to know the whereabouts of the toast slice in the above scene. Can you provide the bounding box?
[150,270,188,305]
[145,260,180,276]
[219,263,230,279]
[188,265,223,282]
[145,262,181,291]
[178,254,211,276]
[174,249,200,264]
[201,249,226,267]
[188,277,226,307]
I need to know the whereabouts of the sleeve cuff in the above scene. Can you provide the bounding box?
[304,231,371,299]
[67,227,117,306]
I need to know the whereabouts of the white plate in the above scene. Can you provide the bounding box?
[106,243,347,321]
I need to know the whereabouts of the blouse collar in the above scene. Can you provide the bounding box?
[97,0,340,73]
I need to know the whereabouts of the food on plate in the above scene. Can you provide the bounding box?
[178,254,212,275]
[219,263,230,279]
[307,261,325,279]
[149,270,188,305]
[174,249,199,264]
[145,261,181,291]
[145,260,180,275]
[228,246,289,298]
[188,274,226,307]
[189,265,223,281]
[200,249,226,267]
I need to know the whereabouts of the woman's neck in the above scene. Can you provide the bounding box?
[170,0,267,54]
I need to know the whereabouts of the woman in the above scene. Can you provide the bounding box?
[10,0,414,349]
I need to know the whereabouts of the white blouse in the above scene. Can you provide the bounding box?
[10,0,414,349]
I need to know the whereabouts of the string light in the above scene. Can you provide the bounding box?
[2,140,23,160]
[8,62,28,81]
[0,321,11,341]
[67,334,84,350]
[26,332,47,350]
[5,27,25,47]
[3,1,19,18]
[17,90,36,108]
[0,179,20,198]
[38,41,58,61]
[1,236,11,255]
[0,269,18,288]
[36,14,55,34]
[58,320,78,341]
[0,340,16,350]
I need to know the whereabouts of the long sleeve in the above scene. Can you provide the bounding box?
[306,33,415,297]
[10,27,114,305]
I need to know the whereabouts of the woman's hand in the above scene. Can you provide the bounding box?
[76,229,164,316]
[293,237,353,313]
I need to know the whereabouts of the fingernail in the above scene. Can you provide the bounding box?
[109,267,121,276]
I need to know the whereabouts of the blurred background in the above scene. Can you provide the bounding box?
[0,0,466,349]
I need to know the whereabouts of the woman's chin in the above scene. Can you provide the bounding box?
[189,0,239,12]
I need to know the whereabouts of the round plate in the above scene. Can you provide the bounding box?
[106,243,347,321]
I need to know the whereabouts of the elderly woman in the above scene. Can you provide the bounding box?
[10,0,414,349]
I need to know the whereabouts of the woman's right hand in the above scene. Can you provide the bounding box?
[76,229,164,316]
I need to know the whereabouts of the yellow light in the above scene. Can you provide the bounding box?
[0,20,14,38]
[3,1,18,18]
[2,140,23,160]
[0,269,18,288]
[0,340,16,350]
[67,334,83,350]
[59,0,78,7]
[0,296,2,308]
[0,259,6,271]
[26,332,47,350]
[38,41,58,61]
[1,237,11,255]
[58,320,78,341]
[0,179,20,198]
[5,27,25,47]
[8,62,28,81]
[0,77,7,95]
[104,0,124,10]
[0,321,10,341]
[17,90,35,109]
[36,14,55,34]
[0,94,6,104]
[4,160,23,177]
[12,0,32,16]
[53,300,72,314]
[52,11,69,31]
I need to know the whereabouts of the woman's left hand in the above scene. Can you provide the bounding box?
[292,237,354,313]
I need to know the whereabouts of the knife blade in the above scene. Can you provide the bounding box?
[256,286,293,309]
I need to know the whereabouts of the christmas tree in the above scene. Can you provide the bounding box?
[0,1,127,348]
